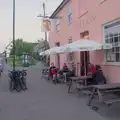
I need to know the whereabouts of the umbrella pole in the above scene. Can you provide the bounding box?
[84,51,87,85]
[79,52,81,76]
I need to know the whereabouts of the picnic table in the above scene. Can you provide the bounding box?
[87,83,120,106]
[68,76,88,93]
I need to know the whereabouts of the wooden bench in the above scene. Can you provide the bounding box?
[104,98,120,105]
[88,83,120,106]
[68,76,87,93]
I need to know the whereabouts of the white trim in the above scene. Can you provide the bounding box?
[68,3,72,24]
[100,0,107,4]
[103,18,120,65]
[103,62,120,66]
[102,18,120,27]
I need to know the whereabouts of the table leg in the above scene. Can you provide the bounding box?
[97,89,103,102]
[68,79,72,93]
[87,87,96,106]
[63,73,66,83]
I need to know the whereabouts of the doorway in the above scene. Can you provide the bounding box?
[80,51,89,76]
[80,31,90,76]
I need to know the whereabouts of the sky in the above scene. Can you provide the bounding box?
[0,0,62,52]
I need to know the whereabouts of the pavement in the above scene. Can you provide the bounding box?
[0,62,109,120]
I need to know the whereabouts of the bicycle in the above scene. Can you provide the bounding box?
[8,70,27,92]
[19,70,27,91]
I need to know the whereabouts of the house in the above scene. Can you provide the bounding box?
[49,0,120,83]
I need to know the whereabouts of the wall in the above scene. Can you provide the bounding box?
[49,0,80,69]
[77,0,120,82]
[49,0,120,82]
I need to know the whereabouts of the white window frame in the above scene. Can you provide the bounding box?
[55,18,60,32]
[67,37,73,62]
[68,3,72,24]
[103,19,120,66]
[100,0,107,4]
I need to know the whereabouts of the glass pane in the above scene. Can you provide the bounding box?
[114,36,118,43]
[56,24,60,31]
[105,39,108,43]
[68,4,72,14]
[108,38,111,43]
[114,47,116,53]
[105,34,109,38]
[112,47,115,52]
[109,33,113,37]
[106,50,113,62]
[116,47,120,52]
[68,14,72,23]
[116,53,120,62]
[114,33,118,37]
[119,36,120,42]
[110,37,113,43]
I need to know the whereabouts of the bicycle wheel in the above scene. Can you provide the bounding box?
[15,80,22,92]
[16,85,21,92]
[21,78,27,91]
[9,80,15,92]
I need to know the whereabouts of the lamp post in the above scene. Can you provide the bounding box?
[13,0,16,70]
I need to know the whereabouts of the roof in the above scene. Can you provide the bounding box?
[50,0,69,18]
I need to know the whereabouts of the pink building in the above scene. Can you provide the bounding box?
[49,0,120,83]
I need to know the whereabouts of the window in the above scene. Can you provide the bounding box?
[104,20,120,63]
[55,19,60,32]
[68,4,72,24]
[67,37,73,62]
[55,42,60,46]
[68,37,72,43]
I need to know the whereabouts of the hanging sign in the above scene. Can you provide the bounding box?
[41,18,51,32]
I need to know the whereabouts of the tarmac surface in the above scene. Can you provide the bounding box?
[0,63,108,120]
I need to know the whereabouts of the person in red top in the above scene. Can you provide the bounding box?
[87,63,95,85]
[87,63,95,75]
[49,63,57,83]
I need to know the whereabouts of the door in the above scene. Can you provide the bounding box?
[80,52,90,76]
[80,31,90,76]
[56,54,60,69]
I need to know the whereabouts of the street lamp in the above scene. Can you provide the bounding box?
[13,0,16,70]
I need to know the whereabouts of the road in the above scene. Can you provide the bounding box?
[0,63,107,120]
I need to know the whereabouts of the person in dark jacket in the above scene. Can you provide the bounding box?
[62,63,69,72]
[92,65,107,85]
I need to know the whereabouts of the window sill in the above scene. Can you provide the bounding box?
[103,62,120,66]
[68,22,72,25]
[56,30,60,33]
[67,61,74,64]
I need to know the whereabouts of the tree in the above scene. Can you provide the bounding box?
[10,38,34,57]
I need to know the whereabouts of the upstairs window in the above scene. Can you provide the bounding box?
[55,18,60,32]
[55,42,60,46]
[68,4,72,24]
[67,37,73,62]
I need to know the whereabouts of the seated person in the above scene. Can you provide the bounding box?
[86,63,95,84]
[62,63,69,72]
[49,63,56,78]
[59,63,69,74]
[87,63,95,75]
[51,67,57,83]
[92,65,107,85]
[65,67,75,82]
